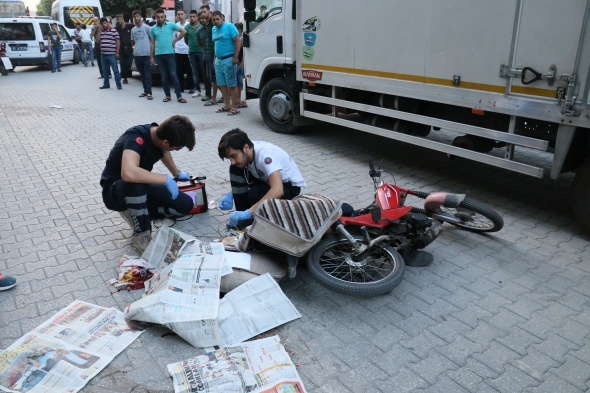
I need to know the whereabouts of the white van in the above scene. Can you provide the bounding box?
[51,0,102,35]
[0,18,80,68]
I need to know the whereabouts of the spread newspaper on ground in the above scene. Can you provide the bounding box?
[125,254,225,348]
[218,274,302,347]
[125,260,301,349]
[0,300,144,393]
[167,335,307,393]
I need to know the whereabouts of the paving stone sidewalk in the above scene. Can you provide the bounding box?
[1,64,589,392]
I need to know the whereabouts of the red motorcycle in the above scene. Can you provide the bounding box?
[303,157,504,296]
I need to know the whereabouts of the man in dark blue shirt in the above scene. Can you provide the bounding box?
[100,115,196,251]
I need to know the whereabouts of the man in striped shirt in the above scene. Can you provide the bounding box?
[96,17,122,90]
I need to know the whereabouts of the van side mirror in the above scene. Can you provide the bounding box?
[244,0,256,10]
[242,32,249,48]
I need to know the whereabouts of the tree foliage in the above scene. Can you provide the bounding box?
[101,0,164,17]
[36,0,53,16]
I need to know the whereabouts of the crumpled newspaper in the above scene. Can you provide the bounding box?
[109,255,155,291]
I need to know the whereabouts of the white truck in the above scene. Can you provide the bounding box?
[241,0,590,233]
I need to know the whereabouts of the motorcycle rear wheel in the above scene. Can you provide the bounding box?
[413,198,503,233]
[306,235,405,296]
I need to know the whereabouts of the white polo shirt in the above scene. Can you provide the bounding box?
[247,141,306,187]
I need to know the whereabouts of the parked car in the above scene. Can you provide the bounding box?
[0,17,80,68]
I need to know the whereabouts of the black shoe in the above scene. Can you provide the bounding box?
[51,70,56,73]
[123,78,128,84]
[57,68,61,72]
[99,85,110,89]
[117,86,122,90]
[91,62,94,66]
[188,89,195,94]
[98,76,103,79]
[201,96,211,101]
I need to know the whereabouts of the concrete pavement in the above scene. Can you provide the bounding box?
[1,62,589,392]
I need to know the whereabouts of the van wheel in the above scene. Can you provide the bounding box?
[0,63,7,76]
[73,48,80,64]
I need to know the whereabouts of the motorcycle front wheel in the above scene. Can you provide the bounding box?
[307,235,405,296]
[414,198,503,233]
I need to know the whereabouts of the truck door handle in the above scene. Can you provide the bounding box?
[276,35,283,54]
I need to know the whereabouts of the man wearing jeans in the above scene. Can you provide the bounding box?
[185,10,203,98]
[198,5,217,104]
[79,24,94,66]
[150,8,187,103]
[46,23,62,73]
[131,10,152,99]
[211,10,240,115]
[96,17,122,89]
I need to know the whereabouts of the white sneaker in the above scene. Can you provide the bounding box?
[192,91,201,97]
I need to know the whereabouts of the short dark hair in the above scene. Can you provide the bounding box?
[199,4,210,11]
[189,9,198,16]
[211,10,223,18]
[99,17,108,23]
[116,14,123,18]
[234,22,243,32]
[157,115,196,150]
[132,10,141,16]
[155,8,165,14]
[218,129,253,160]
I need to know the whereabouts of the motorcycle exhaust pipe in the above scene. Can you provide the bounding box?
[424,192,465,211]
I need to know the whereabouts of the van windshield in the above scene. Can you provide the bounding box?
[63,6,100,29]
[0,23,36,41]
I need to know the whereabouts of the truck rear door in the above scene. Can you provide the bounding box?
[505,0,589,102]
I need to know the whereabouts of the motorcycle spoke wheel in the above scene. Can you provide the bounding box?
[434,198,503,233]
[307,236,405,296]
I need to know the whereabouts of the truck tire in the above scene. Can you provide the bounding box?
[73,48,80,64]
[260,78,295,134]
[572,159,590,234]
[0,63,7,76]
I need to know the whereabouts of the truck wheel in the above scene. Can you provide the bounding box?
[0,63,7,76]
[73,48,80,64]
[260,78,295,134]
[572,159,590,234]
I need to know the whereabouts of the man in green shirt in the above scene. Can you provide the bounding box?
[185,10,203,97]
[198,4,218,104]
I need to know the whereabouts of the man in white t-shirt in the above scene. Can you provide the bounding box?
[78,24,94,66]
[217,128,306,228]
[174,9,195,93]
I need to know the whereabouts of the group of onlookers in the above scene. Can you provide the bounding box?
[65,5,246,113]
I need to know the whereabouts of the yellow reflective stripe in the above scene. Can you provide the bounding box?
[301,63,556,98]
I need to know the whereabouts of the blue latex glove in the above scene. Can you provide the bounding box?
[228,210,252,228]
[176,171,191,181]
[164,174,179,199]
[219,193,234,210]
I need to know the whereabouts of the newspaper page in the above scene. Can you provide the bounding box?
[181,242,233,276]
[218,274,302,347]
[166,335,306,393]
[142,225,231,275]
[125,254,224,348]
[0,300,144,393]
